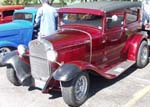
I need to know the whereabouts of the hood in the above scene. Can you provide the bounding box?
[43,29,91,50]
[0,20,33,47]
[0,20,32,32]
[0,20,32,38]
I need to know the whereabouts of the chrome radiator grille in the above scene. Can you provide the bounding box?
[29,40,51,81]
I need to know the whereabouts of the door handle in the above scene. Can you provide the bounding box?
[121,27,128,31]
[125,28,128,31]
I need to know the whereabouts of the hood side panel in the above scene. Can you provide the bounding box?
[0,21,33,47]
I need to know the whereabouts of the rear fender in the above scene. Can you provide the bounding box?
[127,33,147,61]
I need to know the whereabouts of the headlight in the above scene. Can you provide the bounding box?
[17,45,26,56]
[46,50,58,62]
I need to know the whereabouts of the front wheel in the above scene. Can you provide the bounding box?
[0,47,12,56]
[61,72,90,107]
[136,41,149,68]
[6,65,21,86]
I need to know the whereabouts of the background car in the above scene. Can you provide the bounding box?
[1,1,149,107]
[0,5,24,24]
[0,8,38,56]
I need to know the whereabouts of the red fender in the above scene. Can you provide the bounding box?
[127,33,147,61]
[69,61,114,79]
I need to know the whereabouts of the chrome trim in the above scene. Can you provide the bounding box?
[29,39,54,51]
[57,40,90,51]
[141,46,148,65]
[106,60,135,76]
[75,75,88,101]
[39,39,54,50]
[29,39,53,83]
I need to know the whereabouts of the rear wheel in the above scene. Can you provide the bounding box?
[6,65,21,86]
[136,41,149,68]
[61,72,89,107]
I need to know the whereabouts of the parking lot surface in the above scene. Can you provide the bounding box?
[0,64,150,107]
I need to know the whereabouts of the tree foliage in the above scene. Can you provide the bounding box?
[2,0,139,5]
[3,0,35,5]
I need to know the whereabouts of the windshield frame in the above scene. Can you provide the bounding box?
[59,13,103,28]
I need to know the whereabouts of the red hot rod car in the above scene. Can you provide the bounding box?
[1,1,149,107]
[0,5,24,24]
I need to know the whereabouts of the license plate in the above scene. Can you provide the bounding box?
[34,79,46,89]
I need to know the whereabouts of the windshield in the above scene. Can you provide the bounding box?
[61,13,102,27]
[14,13,33,22]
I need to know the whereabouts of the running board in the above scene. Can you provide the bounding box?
[106,60,135,76]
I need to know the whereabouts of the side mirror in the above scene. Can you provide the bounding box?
[112,15,118,22]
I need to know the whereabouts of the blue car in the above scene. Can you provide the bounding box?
[0,8,37,56]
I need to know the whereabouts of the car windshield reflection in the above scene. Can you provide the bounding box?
[62,13,102,27]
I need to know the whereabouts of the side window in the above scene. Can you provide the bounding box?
[3,10,14,17]
[126,8,138,24]
[14,13,33,22]
[107,15,123,29]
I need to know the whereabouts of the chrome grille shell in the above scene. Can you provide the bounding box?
[29,39,52,81]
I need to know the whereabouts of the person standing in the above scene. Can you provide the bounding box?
[141,0,150,26]
[35,0,58,36]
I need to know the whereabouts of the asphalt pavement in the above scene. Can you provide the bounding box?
[0,63,150,107]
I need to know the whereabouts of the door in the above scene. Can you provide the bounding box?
[104,14,127,65]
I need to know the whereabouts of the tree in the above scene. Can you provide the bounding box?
[2,0,140,5]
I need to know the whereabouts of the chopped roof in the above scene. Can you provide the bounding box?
[66,1,141,12]
[0,5,24,11]
[14,8,37,14]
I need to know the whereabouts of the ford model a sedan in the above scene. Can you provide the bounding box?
[0,8,37,56]
[2,1,149,107]
[0,5,24,24]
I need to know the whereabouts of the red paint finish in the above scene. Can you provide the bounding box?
[39,6,147,80]
[21,4,146,80]
[0,5,24,24]
[127,34,146,61]
[58,8,105,16]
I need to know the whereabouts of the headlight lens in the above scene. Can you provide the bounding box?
[17,45,26,56]
[46,50,58,62]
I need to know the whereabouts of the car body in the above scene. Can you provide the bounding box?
[0,8,37,56]
[1,1,149,107]
[0,5,24,24]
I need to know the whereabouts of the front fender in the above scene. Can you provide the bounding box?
[0,51,16,66]
[1,51,31,85]
[0,40,18,48]
[53,64,81,82]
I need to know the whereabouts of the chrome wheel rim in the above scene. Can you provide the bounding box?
[74,75,88,101]
[0,48,11,56]
[141,47,148,64]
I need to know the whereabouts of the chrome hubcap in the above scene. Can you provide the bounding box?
[0,48,11,56]
[74,75,88,101]
[141,47,148,64]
